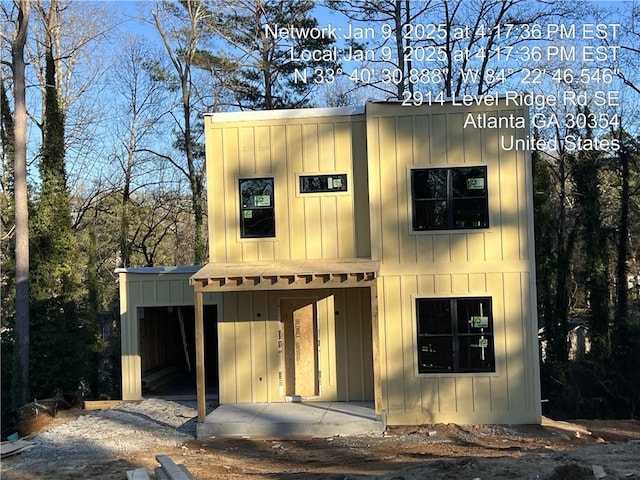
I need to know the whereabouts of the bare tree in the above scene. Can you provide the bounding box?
[108,36,170,267]
[149,0,212,265]
[29,0,116,217]
[612,2,640,95]
[10,0,30,406]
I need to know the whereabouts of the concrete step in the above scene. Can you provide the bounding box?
[196,401,385,438]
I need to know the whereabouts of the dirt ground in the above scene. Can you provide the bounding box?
[2,404,640,480]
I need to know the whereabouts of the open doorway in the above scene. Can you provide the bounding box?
[139,305,217,398]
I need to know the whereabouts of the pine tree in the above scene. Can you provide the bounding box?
[204,0,337,110]
[29,30,93,398]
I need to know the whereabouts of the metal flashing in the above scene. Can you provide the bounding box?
[205,105,365,123]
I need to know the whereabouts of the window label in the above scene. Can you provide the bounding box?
[253,195,271,207]
[471,316,489,328]
[466,177,485,190]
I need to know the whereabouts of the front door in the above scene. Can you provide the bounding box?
[280,298,318,397]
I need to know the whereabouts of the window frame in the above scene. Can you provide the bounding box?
[295,172,351,198]
[239,177,276,239]
[298,173,348,194]
[415,296,496,375]
[410,166,489,232]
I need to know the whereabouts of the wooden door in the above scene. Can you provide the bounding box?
[280,298,318,397]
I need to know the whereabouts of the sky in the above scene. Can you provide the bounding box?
[12,0,640,187]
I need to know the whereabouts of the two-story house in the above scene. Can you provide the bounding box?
[117,99,541,434]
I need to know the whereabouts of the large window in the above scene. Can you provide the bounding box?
[411,167,489,231]
[239,178,275,238]
[416,297,495,374]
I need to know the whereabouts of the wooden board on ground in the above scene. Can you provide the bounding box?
[155,455,196,480]
[125,467,150,480]
[154,467,170,480]
[82,400,130,410]
[0,439,36,458]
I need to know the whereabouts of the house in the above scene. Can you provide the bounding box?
[117,99,541,430]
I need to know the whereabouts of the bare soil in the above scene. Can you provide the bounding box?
[2,399,639,480]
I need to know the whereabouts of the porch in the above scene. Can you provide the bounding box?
[197,401,385,438]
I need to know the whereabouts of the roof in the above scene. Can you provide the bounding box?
[115,265,202,275]
[190,258,379,292]
[204,105,365,123]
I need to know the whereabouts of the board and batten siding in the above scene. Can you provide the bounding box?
[217,288,374,404]
[205,111,371,263]
[118,268,219,401]
[365,101,541,424]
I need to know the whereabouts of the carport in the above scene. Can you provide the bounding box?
[116,266,220,401]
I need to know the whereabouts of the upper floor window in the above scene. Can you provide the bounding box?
[416,297,495,374]
[240,178,275,238]
[299,174,348,193]
[411,166,488,231]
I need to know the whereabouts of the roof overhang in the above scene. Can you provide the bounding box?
[204,105,365,123]
[190,258,379,292]
[115,265,202,275]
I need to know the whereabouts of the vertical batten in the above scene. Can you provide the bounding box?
[383,276,405,411]
[402,276,420,412]
[397,116,415,265]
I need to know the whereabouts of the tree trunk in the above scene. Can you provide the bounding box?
[613,135,631,340]
[12,0,30,406]
[393,0,404,99]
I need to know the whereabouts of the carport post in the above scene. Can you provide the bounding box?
[194,286,206,422]
[370,282,383,417]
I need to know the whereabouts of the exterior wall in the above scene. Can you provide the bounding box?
[204,108,371,263]
[217,288,374,404]
[195,102,540,425]
[365,101,541,424]
[118,268,220,401]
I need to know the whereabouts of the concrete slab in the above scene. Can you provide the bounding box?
[196,402,385,438]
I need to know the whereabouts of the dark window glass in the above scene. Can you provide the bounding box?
[413,200,447,231]
[300,174,348,193]
[411,167,489,231]
[416,297,495,374]
[417,299,451,335]
[418,336,454,372]
[412,169,447,198]
[240,178,275,238]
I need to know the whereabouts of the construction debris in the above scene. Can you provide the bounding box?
[126,468,150,480]
[592,465,607,479]
[126,455,196,480]
[82,400,131,411]
[141,365,181,394]
[0,439,36,459]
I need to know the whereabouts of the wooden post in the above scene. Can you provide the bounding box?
[194,286,206,422]
[370,282,383,417]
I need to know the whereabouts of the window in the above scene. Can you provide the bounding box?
[416,297,495,374]
[239,178,275,238]
[299,174,348,193]
[411,167,488,231]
